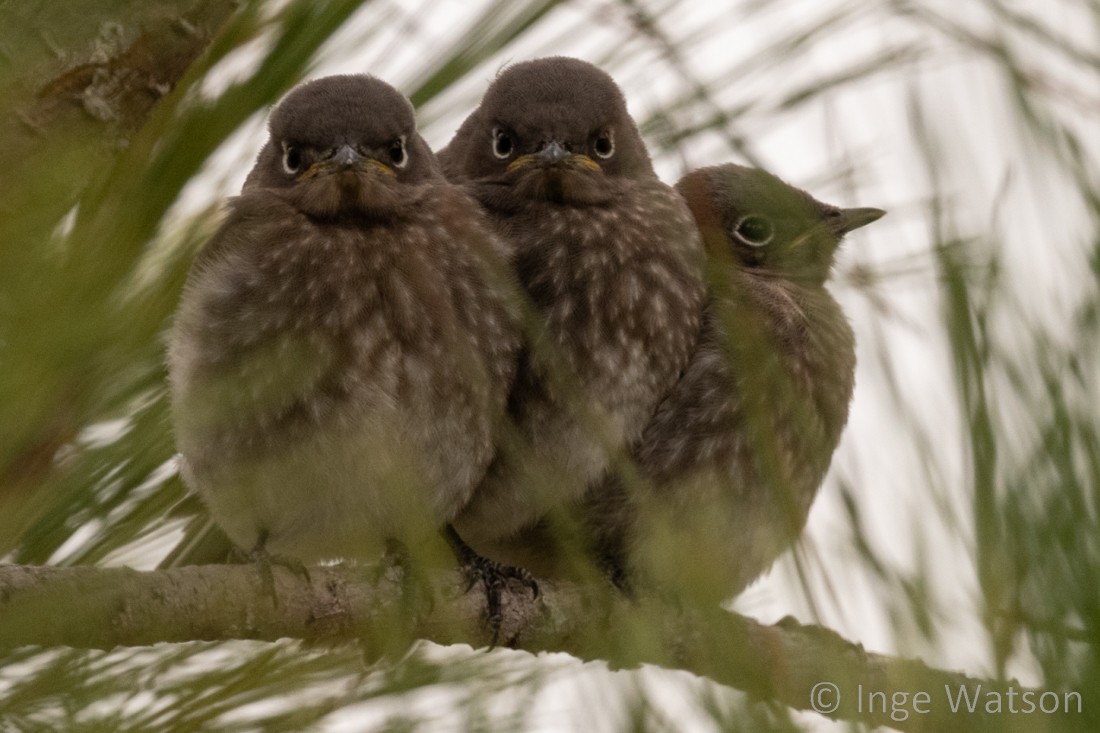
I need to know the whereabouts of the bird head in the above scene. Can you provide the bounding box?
[676,165,884,287]
[441,57,654,205]
[244,75,439,219]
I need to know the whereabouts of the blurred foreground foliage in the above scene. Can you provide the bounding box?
[0,0,1098,730]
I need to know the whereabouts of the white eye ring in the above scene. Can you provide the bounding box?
[389,136,408,169]
[282,144,303,175]
[732,214,774,247]
[593,129,614,159]
[492,127,513,159]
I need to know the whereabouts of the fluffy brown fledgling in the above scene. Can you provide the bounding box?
[168,75,520,578]
[585,164,884,603]
[437,57,706,554]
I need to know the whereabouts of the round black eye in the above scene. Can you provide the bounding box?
[593,130,614,159]
[282,145,302,175]
[389,136,408,169]
[733,214,774,247]
[492,128,513,159]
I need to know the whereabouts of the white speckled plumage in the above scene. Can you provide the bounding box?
[437,58,706,545]
[168,76,519,562]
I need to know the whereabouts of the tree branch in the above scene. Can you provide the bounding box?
[0,563,1066,732]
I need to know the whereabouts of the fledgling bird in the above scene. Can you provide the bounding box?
[167,75,523,598]
[437,57,706,557]
[584,164,884,603]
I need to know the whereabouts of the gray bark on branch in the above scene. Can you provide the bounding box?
[0,562,1062,732]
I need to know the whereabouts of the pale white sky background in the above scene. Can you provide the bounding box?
[150,0,1099,730]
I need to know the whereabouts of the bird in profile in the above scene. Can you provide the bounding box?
[584,164,884,604]
[167,75,532,625]
[437,57,706,566]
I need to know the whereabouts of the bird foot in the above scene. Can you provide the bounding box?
[375,538,435,618]
[442,525,539,646]
[355,539,436,665]
[231,532,311,607]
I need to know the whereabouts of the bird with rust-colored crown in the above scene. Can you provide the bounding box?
[584,164,884,604]
[437,57,707,564]
[168,75,533,619]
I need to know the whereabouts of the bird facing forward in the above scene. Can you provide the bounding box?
[168,75,520,576]
[437,57,706,558]
[585,164,884,603]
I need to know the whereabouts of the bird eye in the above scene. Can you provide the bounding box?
[593,130,615,159]
[733,214,774,247]
[389,136,408,169]
[492,128,513,159]
[282,145,302,175]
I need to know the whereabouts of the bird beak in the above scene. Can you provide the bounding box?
[330,144,360,168]
[535,141,570,165]
[303,144,396,178]
[832,207,886,235]
[507,141,602,173]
